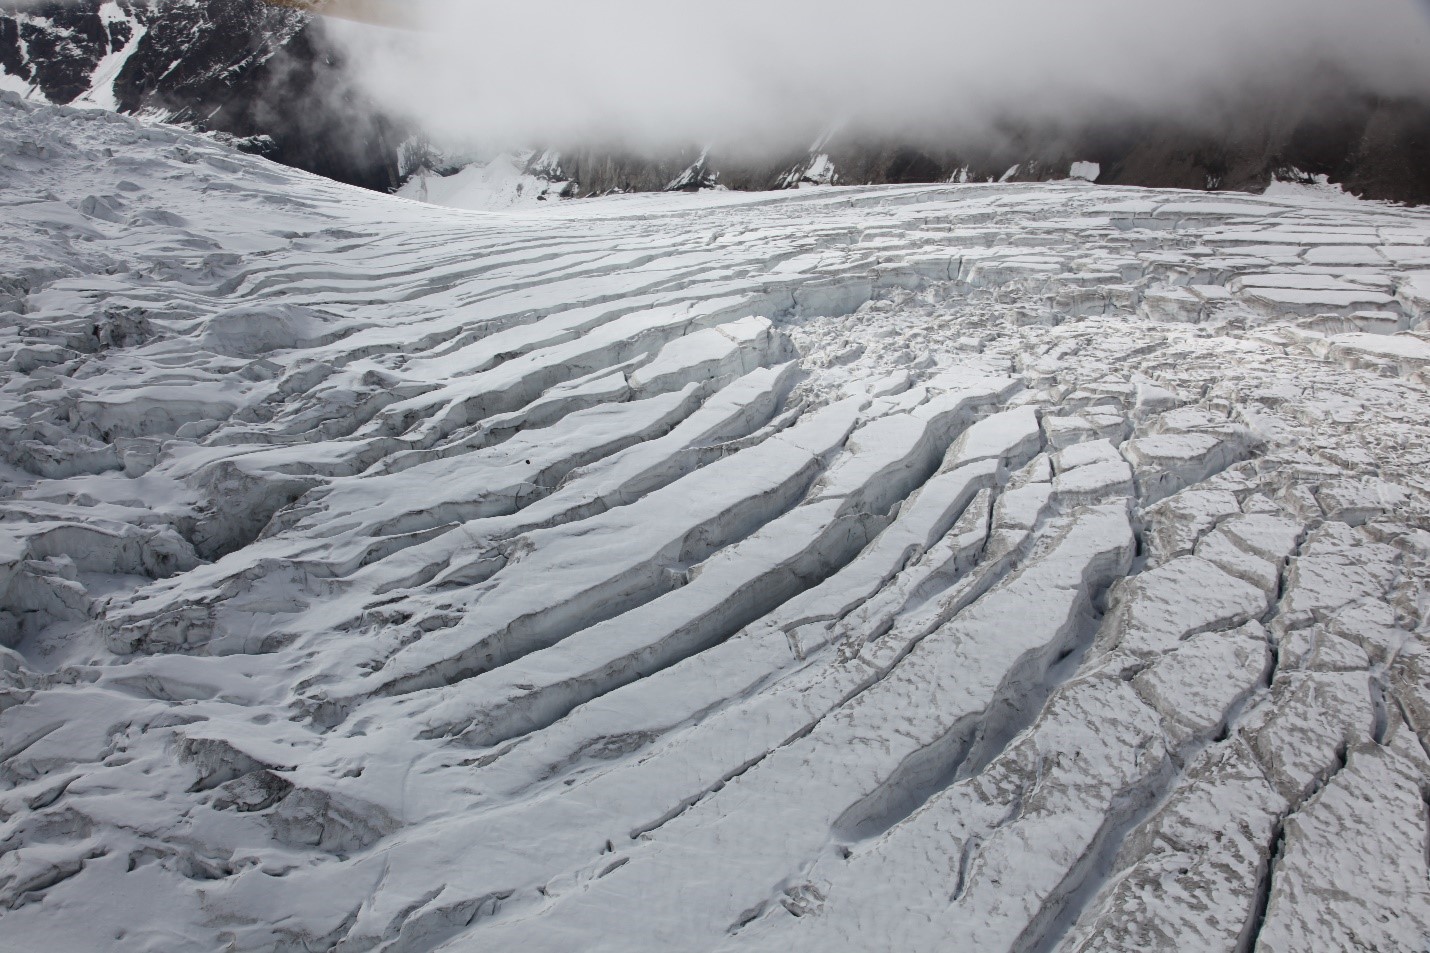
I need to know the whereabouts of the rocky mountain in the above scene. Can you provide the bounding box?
[522,87,1430,205]
[4,1,1430,205]
[0,0,402,190]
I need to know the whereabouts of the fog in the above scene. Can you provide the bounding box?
[331,0,1430,153]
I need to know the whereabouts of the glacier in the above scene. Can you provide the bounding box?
[1,91,1428,952]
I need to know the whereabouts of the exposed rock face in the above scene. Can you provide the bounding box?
[527,90,1430,204]
[0,0,401,190]
[1,0,121,102]
[1337,99,1430,205]
[5,2,1430,203]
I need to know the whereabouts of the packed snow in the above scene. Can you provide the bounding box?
[1,92,1428,953]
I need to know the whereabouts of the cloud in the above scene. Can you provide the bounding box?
[326,0,1430,153]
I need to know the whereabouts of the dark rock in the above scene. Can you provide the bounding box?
[12,0,111,104]
[529,88,1430,206]
[2,0,403,191]
[3,1,1429,204]
[0,13,29,81]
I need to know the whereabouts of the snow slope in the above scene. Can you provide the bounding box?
[395,154,571,211]
[2,93,1429,953]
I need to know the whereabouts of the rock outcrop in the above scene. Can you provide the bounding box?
[1,0,401,190]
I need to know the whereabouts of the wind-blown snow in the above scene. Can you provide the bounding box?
[1,92,1429,953]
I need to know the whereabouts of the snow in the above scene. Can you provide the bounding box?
[796,153,837,187]
[0,1,145,110]
[394,154,569,210]
[1263,174,1361,205]
[72,2,147,112]
[0,68,34,97]
[1256,730,1430,952]
[1,92,1429,953]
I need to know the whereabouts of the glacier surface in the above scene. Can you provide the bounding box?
[1,92,1429,952]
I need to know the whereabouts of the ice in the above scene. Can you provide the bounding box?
[1098,555,1269,658]
[1058,735,1289,953]
[1,96,1428,953]
[1255,729,1430,952]
[198,304,342,357]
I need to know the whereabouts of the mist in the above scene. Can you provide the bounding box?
[327,0,1430,155]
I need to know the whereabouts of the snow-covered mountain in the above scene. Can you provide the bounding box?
[3,91,1430,951]
[492,85,1430,206]
[0,0,402,189]
[5,1,1430,206]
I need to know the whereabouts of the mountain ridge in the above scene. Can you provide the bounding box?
[4,0,1430,204]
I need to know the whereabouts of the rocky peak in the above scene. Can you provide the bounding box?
[1,0,402,190]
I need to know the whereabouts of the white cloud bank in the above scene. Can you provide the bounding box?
[329,0,1430,151]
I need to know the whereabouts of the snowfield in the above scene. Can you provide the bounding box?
[2,92,1430,952]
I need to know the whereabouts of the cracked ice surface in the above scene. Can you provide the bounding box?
[2,93,1430,953]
